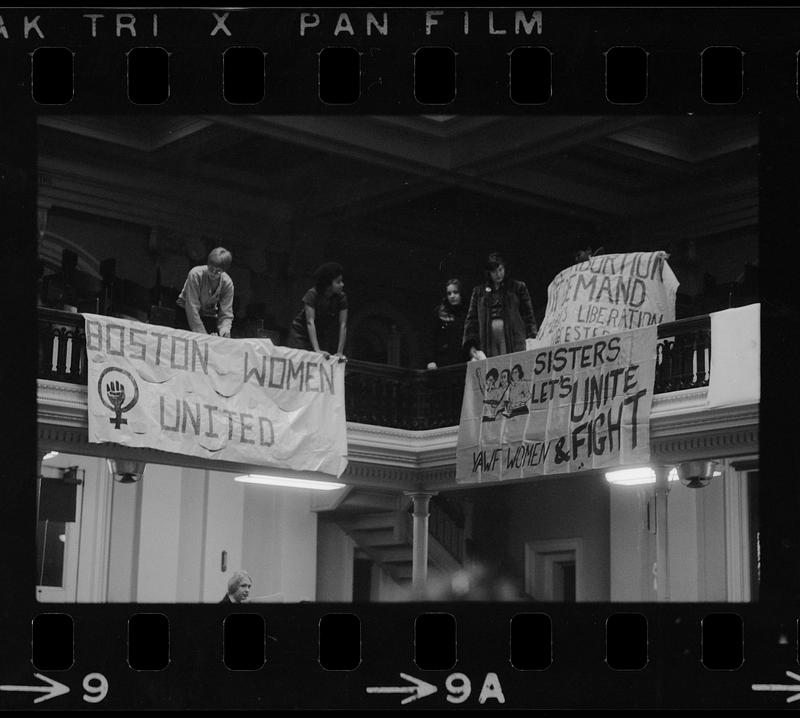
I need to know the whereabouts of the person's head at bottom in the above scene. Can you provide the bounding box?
[227,570,252,603]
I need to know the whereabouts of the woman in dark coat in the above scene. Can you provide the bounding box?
[462,252,537,359]
[427,278,468,369]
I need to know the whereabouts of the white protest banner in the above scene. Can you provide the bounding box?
[83,314,348,477]
[531,251,678,347]
[455,325,657,484]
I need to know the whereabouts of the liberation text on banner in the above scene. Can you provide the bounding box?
[531,251,678,347]
[455,326,657,484]
[83,314,348,477]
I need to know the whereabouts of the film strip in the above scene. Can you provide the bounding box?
[1,5,798,710]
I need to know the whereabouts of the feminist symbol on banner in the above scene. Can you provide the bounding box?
[98,367,139,429]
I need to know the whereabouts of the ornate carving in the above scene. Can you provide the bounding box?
[652,427,759,462]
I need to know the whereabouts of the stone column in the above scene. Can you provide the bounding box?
[653,465,672,601]
[404,491,438,594]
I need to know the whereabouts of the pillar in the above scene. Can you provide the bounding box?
[653,465,672,601]
[404,491,438,593]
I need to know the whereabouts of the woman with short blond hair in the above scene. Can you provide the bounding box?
[176,247,234,337]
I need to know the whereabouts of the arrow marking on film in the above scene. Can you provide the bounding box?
[0,673,70,704]
[752,670,800,703]
[366,672,438,705]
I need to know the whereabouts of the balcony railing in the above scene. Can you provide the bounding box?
[37,308,711,430]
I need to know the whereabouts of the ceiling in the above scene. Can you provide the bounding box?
[37,113,759,292]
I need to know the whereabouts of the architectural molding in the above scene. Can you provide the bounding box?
[38,380,90,428]
[651,427,759,463]
[38,156,292,249]
[346,422,459,467]
[38,379,759,492]
[650,386,708,411]
[650,402,758,438]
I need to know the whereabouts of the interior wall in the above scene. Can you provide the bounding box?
[242,485,318,602]
[609,475,731,602]
[200,471,245,602]
[696,476,728,601]
[136,464,183,602]
[315,517,355,602]
[609,485,656,601]
[42,452,322,603]
[176,468,206,601]
[105,477,142,602]
[275,490,319,602]
[467,474,611,601]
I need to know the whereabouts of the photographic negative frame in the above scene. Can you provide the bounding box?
[1,5,797,710]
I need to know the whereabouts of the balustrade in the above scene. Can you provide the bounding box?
[37,308,712,430]
[426,498,465,564]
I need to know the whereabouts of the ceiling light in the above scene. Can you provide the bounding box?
[604,467,680,486]
[676,460,720,489]
[235,474,345,491]
[106,458,146,483]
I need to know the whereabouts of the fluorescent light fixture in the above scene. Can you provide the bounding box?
[43,451,59,461]
[604,467,680,486]
[235,474,345,491]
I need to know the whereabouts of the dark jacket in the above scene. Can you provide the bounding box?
[462,279,537,356]
[219,594,234,604]
[433,302,468,366]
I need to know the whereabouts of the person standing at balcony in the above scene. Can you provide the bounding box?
[176,247,234,337]
[463,252,538,360]
[287,262,348,360]
[427,278,468,369]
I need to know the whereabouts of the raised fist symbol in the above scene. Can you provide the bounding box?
[106,380,126,409]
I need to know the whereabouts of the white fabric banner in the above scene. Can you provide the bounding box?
[707,303,760,407]
[531,251,679,348]
[455,326,657,484]
[83,314,348,477]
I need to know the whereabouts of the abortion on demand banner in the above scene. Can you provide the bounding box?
[455,325,657,484]
[531,251,679,347]
[83,314,348,477]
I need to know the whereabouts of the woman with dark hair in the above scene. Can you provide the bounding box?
[463,252,538,360]
[475,366,502,422]
[287,262,348,359]
[427,278,468,369]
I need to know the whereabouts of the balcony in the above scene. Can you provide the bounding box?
[36,306,758,491]
[37,307,712,431]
